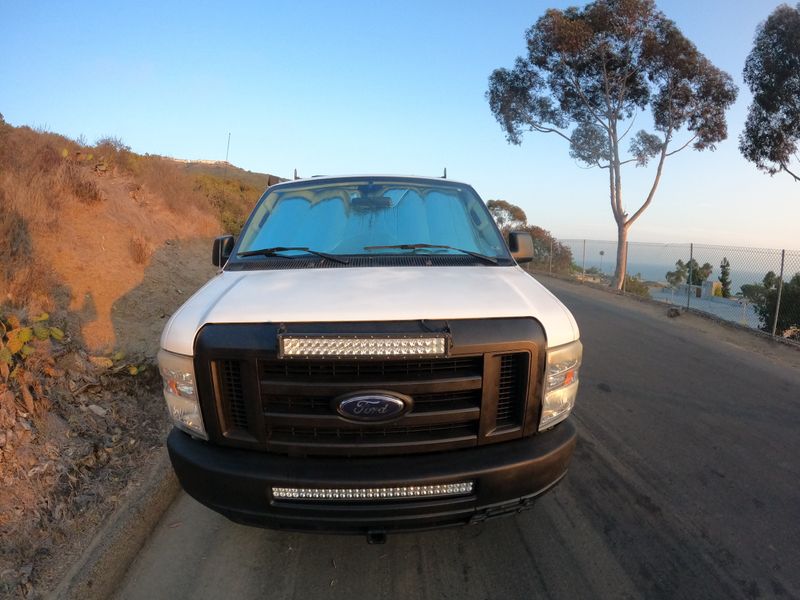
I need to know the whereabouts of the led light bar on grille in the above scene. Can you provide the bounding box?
[272,482,474,501]
[278,335,449,358]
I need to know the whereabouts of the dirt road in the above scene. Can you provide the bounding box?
[115,276,800,600]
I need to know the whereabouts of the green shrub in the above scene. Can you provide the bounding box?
[624,273,650,298]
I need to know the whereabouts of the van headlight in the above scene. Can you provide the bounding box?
[540,340,582,431]
[157,349,207,439]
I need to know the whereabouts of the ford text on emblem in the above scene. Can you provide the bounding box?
[335,392,411,422]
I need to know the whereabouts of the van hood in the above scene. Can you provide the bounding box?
[160,266,579,355]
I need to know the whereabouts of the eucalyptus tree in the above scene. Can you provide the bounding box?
[487,0,737,288]
[487,199,528,233]
[740,3,800,182]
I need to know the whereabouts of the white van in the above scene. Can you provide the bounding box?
[158,175,581,540]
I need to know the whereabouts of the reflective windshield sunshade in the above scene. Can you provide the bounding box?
[234,178,510,261]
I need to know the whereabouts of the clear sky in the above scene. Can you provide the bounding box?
[1,0,797,249]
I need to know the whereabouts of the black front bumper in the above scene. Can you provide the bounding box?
[167,419,576,533]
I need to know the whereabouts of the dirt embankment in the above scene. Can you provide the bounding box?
[1,238,216,598]
[35,170,218,353]
[0,120,269,597]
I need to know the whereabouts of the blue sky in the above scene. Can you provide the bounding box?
[1,0,797,249]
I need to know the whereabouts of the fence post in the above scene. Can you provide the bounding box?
[582,239,586,281]
[771,249,786,337]
[549,239,553,275]
[686,243,693,309]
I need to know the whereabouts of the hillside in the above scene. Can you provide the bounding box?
[0,118,282,351]
[0,117,281,596]
[181,159,283,191]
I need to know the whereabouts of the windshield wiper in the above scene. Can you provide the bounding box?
[238,246,350,264]
[363,243,499,265]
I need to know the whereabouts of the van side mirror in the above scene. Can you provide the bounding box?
[508,231,534,264]
[212,235,235,267]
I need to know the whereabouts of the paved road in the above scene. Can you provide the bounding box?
[116,277,800,600]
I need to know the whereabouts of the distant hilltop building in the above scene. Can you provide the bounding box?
[163,156,232,166]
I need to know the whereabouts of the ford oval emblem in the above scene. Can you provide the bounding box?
[335,392,411,422]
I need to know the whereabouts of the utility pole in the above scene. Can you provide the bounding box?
[221,133,231,222]
[223,132,231,180]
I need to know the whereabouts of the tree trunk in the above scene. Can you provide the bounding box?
[612,223,628,290]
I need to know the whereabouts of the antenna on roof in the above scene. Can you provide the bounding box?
[294,168,299,180]
[442,167,447,179]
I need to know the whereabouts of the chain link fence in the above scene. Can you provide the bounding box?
[528,239,800,345]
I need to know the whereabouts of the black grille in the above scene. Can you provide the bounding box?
[268,423,477,444]
[217,360,249,430]
[496,354,528,430]
[266,389,481,415]
[261,356,482,380]
[259,355,484,456]
[265,421,479,456]
[211,351,533,456]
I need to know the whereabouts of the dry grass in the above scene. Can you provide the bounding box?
[0,198,31,273]
[0,123,103,233]
[89,138,212,214]
[54,162,103,205]
[0,191,60,312]
[138,158,204,213]
[128,234,152,265]
[0,121,219,312]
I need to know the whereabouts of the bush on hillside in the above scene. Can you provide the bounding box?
[193,173,265,235]
[624,273,650,298]
[751,272,800,337]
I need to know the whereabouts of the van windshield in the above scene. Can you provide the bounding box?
[236,179,510,261]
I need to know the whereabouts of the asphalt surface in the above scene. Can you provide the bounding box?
[116,276,800,600]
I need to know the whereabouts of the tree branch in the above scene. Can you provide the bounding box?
[664,134,698,157]
[626,78,678,227]
[530,123,573,145]
[575,159,612,170]
[600,50,615,117]
[780,162,800,182]
[559,54,611,131]
[618,113,638,142]
[627,126,673,227]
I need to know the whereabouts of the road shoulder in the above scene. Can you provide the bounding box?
[47,449,179,600]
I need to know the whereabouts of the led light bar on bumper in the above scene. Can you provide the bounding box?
[157,349,207,439]
[278,334,449,359]
[540,340,582,431]
[272,482,475,501]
